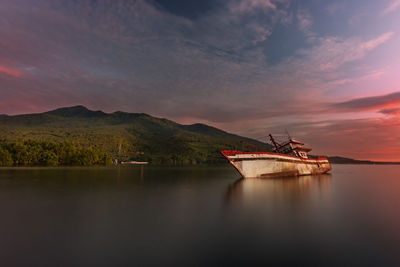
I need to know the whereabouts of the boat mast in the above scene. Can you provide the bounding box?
[285,129,292,141]
[269,134,280,153]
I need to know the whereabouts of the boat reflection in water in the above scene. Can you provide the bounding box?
[225,174,332,209]
[221,174,335,266]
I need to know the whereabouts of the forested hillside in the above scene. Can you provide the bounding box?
[0,106,271,166]
[0,140,111,166]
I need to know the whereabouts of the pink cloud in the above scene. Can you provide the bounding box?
[362,32,395,50]
[304,32,394,72]
[382,0,400,15]
[0,66,23,78]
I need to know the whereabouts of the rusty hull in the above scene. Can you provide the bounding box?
[221,151,331,178]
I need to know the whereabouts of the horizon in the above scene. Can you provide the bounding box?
[1,0,400,160]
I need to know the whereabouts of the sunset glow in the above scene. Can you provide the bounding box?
[1,0,400,160]
[0,66,23,78]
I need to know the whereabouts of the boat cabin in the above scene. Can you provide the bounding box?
[269,134,312,159]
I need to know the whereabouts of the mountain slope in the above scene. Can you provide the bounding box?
[0,106,272,164]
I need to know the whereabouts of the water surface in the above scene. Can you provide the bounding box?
[0,165,399,266]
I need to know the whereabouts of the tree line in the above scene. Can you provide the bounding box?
[0,140,112,166]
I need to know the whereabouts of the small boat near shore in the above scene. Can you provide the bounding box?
[221,134,331,178]
[120,161,148,165]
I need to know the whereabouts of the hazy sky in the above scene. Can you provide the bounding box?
[1,0,400,160]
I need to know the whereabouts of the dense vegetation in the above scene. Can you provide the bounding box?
[0,106,272,166]
[0,140,112,166]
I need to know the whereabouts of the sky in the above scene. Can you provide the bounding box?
[1,0,400,160]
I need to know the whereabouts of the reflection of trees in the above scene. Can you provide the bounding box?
[225,174,332,207]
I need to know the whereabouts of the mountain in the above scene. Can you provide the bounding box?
[46,105,107,118]
[0,106,272,164]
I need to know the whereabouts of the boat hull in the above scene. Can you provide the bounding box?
[221,151,331,178]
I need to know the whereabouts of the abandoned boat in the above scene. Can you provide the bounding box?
[221,134,331,178]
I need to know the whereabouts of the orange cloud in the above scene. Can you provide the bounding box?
[0,66,23,78]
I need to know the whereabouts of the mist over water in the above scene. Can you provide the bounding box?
[0,165,399,266]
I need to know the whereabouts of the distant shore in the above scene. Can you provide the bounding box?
[2,140,399,167]
[328,156,400,165]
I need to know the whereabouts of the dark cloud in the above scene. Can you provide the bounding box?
[379,107,400,115]
[333,91,400,111]
[0,0,297,117]
[153,0,218,20]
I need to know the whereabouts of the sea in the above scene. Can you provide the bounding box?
[0,164,399,266]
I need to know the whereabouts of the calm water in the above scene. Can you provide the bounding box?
[0,164,400,266]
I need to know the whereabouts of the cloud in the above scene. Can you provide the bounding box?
[380,107,400,115]
[382,0,400,15]
[196,0,289,51]
[297,8,314,39]
[229,0,276,14]
[306,32,394,72]
[360,70,385,80]
[362,32,395,50]
[333,91,400,112]
[326,2,347,16]
[0,66,23,78]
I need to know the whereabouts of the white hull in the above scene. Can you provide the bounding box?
[221,151,331,178]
